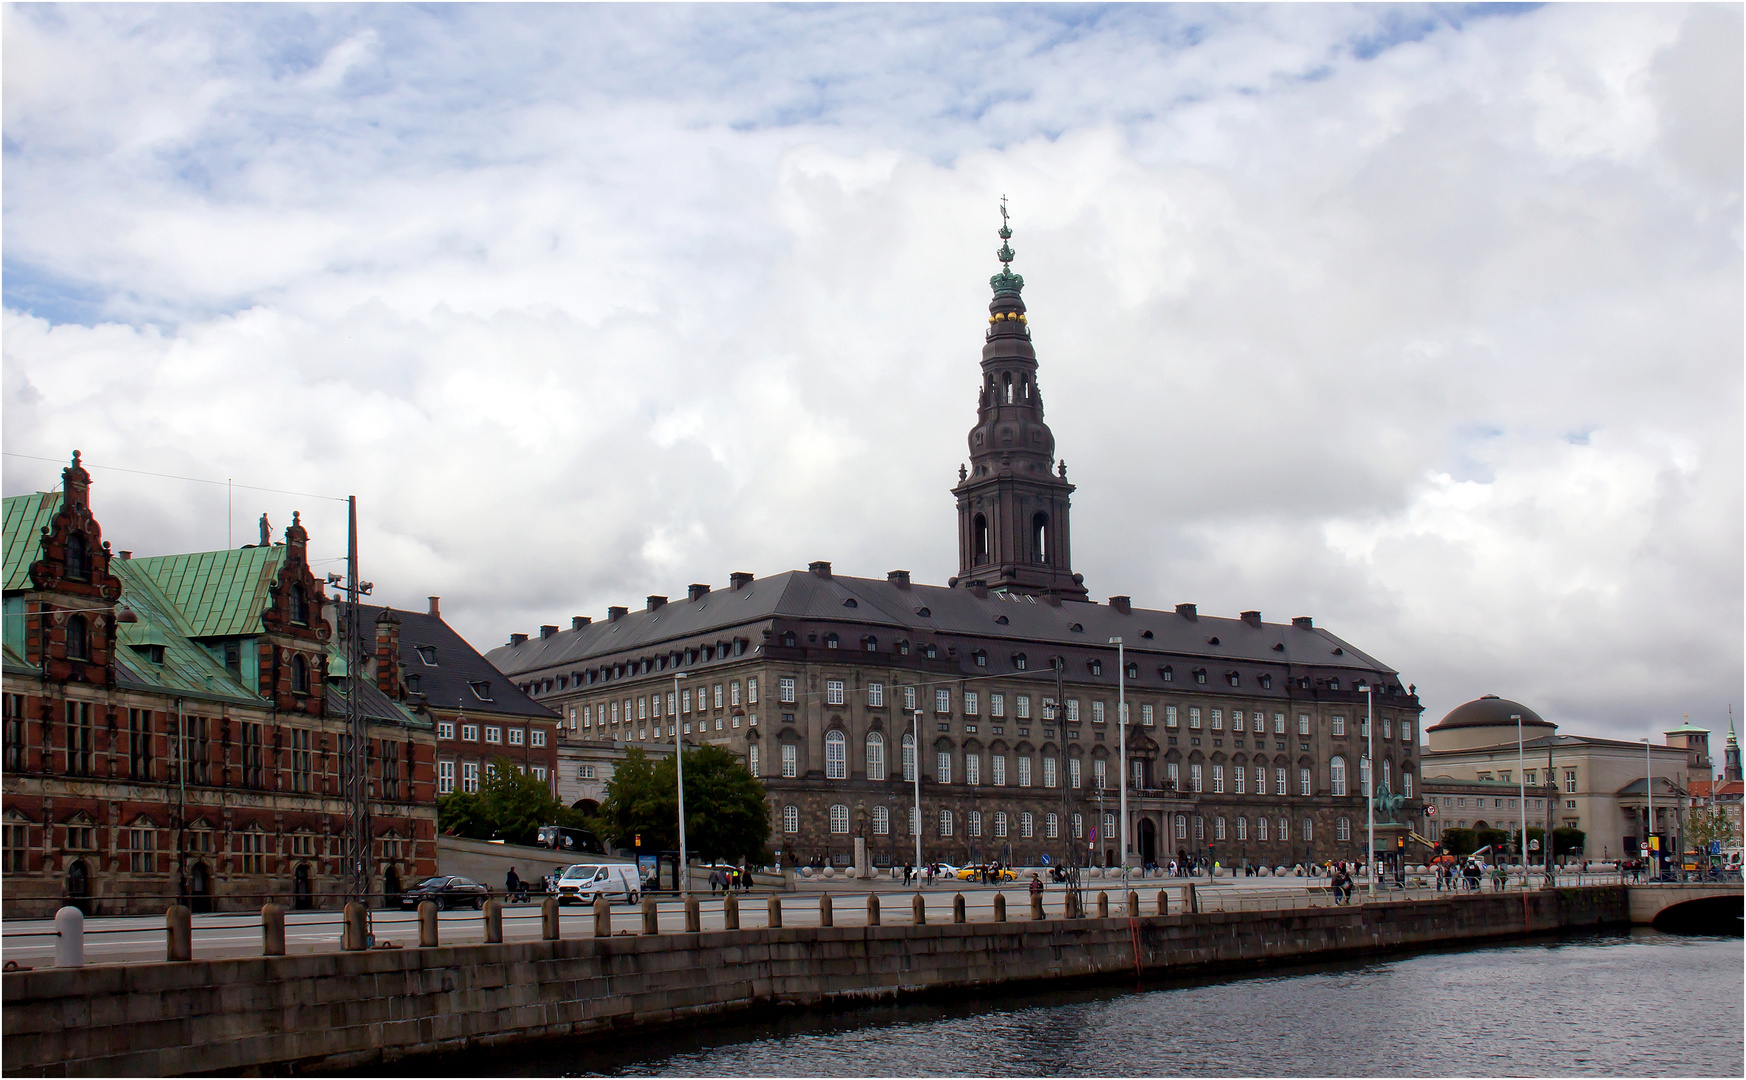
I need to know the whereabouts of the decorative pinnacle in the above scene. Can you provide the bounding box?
[989,195,1025,299]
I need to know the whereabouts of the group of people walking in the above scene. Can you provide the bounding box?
[708,866,753,894]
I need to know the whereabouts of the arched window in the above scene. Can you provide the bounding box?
[289,585,309,626]
[1032,513,1049,563]
[1236,816,1248,841]
[782,805,799,834]
[747,744,760,776]
[1013,653,1027,671]
[66,615,89,661]
[1258,816,1269,842]
[825,730,846,780]
[864,636,878,652]
[1003,372,1014,403]
[829,804,849,834]
[1337,816,1351,841]
[1072,812,1084,839]
[1174,813,1187,840]
[66,532,90,581]
[1403,770,1413,798]
[901,732,916,782]
[993,811,1008,838]
[973,514,989,562]
[865,732,886,780]
[781,631,796,647]
[1330,756,1347,797]
[968,810,982,838]
[872,806,889,835]
[291,655,310,694]
[939,809,953,837]
[1302,817,1314,843]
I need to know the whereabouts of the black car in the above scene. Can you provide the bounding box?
[400,875,490,910]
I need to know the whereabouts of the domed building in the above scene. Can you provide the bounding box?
[1425,695,1556,753]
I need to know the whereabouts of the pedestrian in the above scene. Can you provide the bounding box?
[1029,873,1044,903]
[903,861,913,887]
[505,866,522,902]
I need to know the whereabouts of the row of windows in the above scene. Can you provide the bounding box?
[1,814,363,874]
[569,680,759,731]
[775,805,1361,846]
[1470,769,1580,793]
[528,640,752,695]
[436,759,551,794]
[436,721,547,748]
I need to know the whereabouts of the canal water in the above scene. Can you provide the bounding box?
[467,930,1741,1077]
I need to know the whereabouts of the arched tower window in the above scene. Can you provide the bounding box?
[1003,372,1014,403]
[66,533,90,581]
[291,654,310,694]
[66,615,90,661]
[1032,512,1049,563]
[973,514,989,562]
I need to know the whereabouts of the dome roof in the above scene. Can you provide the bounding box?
[1429,695,1554,732]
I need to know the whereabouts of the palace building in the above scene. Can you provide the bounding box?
[2,456,440,916]
[489,215,1424,871]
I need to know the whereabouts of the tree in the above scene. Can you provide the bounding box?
[589,745,771,864]
[1552,827,1585,858]
[1439,827,1478,857]
[1474,827,1511,854]
[438,756,579,845]
[1685,806,1731,855]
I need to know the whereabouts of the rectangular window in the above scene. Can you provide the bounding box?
[1141,703,1154,727]
[748,678,759,703]
[438,759,455,794]
[381,739,403,801]
[241,722,264,789]
[1069,757,1081,789]
[964,691,979,716]
[1092,700,1105,723]
[992,754,1006,786]
[965,753,980,786]
[1167,761,1180,790]
[1190,762,1203,793]
[1565,770,1577,793]
[1188,707,1201,730]
[1300,767,1312,796]
[3,693,25,772]
[1232,710,1246,733]
[531,729,546,748]
[1212,764,1225,793]
[1275,767,1287,796]
[1210,708,1222,732]
[1093,758,1107,790]
[437,721,455,740]
[463,761,479,793]
[1066,699,1080,723]
[780,677,797,704]
[1018,756,1032,787]
[1298,714,1310,736]
[782,744,797,778]
[64,700,93,776]
[731,682,741,707]
[128,708,153,781]
[1046,812,1059,839]
[935,689,951,714]
[714,685,724,709]
[1332,715,1345,736]
[1165,705,1178,729]
[637,697,647,720]
[485,726,502,744]
[129,827,156,873]
[1234,765,1247,794]
[990,693,1004,718]
[868,682,884,707]
[291,728,311,793]
[681,690,692,713]
[1274,713,1286,735]
[746,745,759,776]
[1016,695,1030,720]
[827,680,845,706]
[936,751,952,784]
[462,724,478,742]
[1043,756,1057,788]
[1400,720,1411,742]
[508,728,525,746]
[1524,770,1537,786]
[904,685,917,711]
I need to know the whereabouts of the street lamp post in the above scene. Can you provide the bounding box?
[673,672,689,898]
[1362,683,1375,899]
[1643,737,1653,880]
[1514,714,1527,887]
[1110,637,1128,889]
[912,708,924,883]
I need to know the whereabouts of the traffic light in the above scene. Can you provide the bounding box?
[635,834,642,848]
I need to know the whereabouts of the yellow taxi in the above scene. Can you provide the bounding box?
[956,864,1018,882]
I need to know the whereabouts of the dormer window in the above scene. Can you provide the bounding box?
[66,532,91,582]
[1206,636,1220,646]
[1013,653,1028,670]
[973,650,988,667]
[406,674,422,694]
[916,607,932,618]
[843,598,859,608]
[1160,666,1173,682]
[1088,660,1102,676]
[864,636,879,652]
[1140,630,1154,639]
[469,680,494,702]
[1259,675,1273,689]
[416,646,437,666]
[897,640,910,655]
[1126,663,1138,680]
[290,585,309,626]
[1227,672,1240,687]
[1069,623,1084,633]
[995,615,1009,625]
[825,633,839,649]
[923,644,938,659]
[780,632,796,648]
[1328,677,1340,691]
[1194,669,1207,685]
[131,642,165,665]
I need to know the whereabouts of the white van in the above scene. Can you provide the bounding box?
[556,863,642,905]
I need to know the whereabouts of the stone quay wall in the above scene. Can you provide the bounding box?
[2,887,1629,1076]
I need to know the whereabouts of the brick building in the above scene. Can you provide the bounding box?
[2,454,437,916]
[487,217,1423,872]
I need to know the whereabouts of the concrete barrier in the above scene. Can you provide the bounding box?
[1156,890,1168,916]
[592,897,611,938]
[542,897,561,941]
[1126,891,1139,918]
[261,904,285,957]
[867,894,880,925]
[418,901,439,947]
[685,896,701,933]
[166,905,191,962]
[483,899,502,944]
[342,902,369,951]
[53,907,82,969]
[768,896,783,929]
[819,894,833,928]
[993,894,1006,922]
[722,894,739,931]
[642,897,660,935]
[912,893,926,925]
[953,894,966,924]
[1097,892,1109,918]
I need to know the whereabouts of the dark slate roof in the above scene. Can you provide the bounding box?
[346,602,556,721]
[324,671,431,730]
[1429,695,1554,732]
[486,569,1399,680]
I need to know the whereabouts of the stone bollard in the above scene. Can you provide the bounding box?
[261,903,286,956]
[1126,891,1140,918]
[767,895,783,929]
[642,895,660,935]
[1062,891,1076,919]
[994,894,1007,922]
[1184,883,1198,914]
[867,894,881,926]
[819,893,834,928]
[1030,891,1044,920]
[54,906,84,968]
[166,904,192,961]
[953,893,966,923]
[723,892,739,930]
[342,901,370,950]
[1097,891,1110,918]
[542,896,561,941]
[483,898,503,944]
[418,901,439,947]
[685,895,701,933]
[593,895,612,937]
[912,893,927,925]
[1157,890,1169,916]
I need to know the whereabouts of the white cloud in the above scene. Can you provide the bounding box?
[3,3,1739,745]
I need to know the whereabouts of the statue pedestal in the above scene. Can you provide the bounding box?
[854,836,869,879]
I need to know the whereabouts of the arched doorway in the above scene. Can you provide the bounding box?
[66,859,91,915]
[383,864,402,908]
[1136,818,1158,868]
[189,862,212,914]
[293,863,313,910]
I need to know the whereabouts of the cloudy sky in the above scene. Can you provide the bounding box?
[4,3,1740,745]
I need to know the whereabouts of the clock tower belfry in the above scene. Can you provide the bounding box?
[951,202,1088,601]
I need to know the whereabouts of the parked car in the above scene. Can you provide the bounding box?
[400,875,490,911]
[555,863,643,905]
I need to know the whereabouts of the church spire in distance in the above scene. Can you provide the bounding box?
[951,199,1087,601]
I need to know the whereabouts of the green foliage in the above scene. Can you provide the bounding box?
[1552,827,1585,857]
[1474,827,1511,853]
[437,756,581,845]
[589,745,771,864]
[1439,827,1478,857]
[1685,806,1732,854]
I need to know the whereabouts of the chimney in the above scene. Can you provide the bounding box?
[687,584,711,601]
[1176,603,1198,620]
[510,633,529,646]
[808,561,832,578]
[540,624,559,639]
[887,570,911,588]
[647,595,667,611]
[427,596,441,618]
[971,583,989,599]
[1108,596,1131,614]
[1241,611,1262,628]
[375,608,403,698]
[608,606,628,622]
[572,616,591,631]
[1292,616,1313,629]
[118,551,132,560]
[730,572,754,589]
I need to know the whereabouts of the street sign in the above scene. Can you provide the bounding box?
[1424,805,1437,817]
[1709,840,1722,855]
[1649,836,1660,852]
[1089,827,1098,843]
[1528,839,1539,851]
[1040,853,1052,865]
[1639,845,1649,857]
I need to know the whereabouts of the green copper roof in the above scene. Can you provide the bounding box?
[1665,721,1709,733]
[3,492,62,592]
[122,547,285,638]
[110,559,259,702]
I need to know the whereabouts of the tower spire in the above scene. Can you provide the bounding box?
[950,200,1087,600]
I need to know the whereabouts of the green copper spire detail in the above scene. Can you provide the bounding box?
[991,195,1024,298]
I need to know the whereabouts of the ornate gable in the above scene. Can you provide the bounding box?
[257,511,331,716]
[24,452,122,687]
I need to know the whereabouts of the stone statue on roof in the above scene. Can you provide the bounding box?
[258,513,271,547]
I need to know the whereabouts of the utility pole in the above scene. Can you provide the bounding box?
[327,496,373,914]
